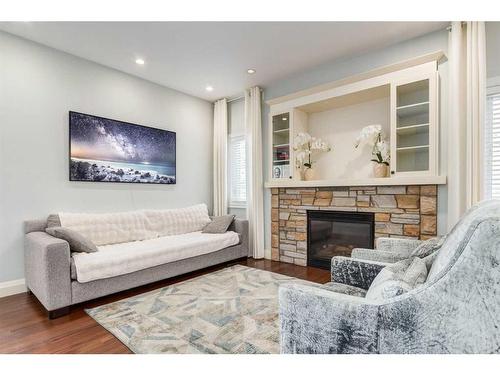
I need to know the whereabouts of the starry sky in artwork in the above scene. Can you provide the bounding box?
[70,112,176,165]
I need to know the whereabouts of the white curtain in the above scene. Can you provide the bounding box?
[245,87,265,259]
[447,22,487,229]
[213,98,228,216]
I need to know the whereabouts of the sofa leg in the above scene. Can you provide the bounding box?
[48,306,70,319]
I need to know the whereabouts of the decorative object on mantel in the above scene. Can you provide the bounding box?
[355,124,390,178]
[293,132,331,181]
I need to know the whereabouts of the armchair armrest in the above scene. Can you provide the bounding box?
[279,283,380,353]
[331,256,386,289]
[351,248,408,263]
[24,231,71,311]
[376,237,422,257]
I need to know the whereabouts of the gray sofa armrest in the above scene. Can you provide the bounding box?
[279,283,380,353]
[331,256,387,290]
[376,237,422,257]
[24,231,71,311]
[229,218,249,257]
[351,248,408,263]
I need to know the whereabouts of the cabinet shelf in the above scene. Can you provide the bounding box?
[396,101,429,118]
[273,143,290,148]
[273,128,289,134]
[396,145,429,152]
[397,123,429,130]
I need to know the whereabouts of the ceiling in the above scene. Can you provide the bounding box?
[0,22,448,101]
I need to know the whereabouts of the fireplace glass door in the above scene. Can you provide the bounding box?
[307,210,374,269]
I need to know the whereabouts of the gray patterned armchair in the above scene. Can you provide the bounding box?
[279,200,500,354]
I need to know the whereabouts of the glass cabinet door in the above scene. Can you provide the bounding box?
[394,79,432,174]
[271,113,291,179]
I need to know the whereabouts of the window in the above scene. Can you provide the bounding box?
[484,90,500,199]
[229,135,246,207]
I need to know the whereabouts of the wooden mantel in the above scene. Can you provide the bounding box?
[264,175,447,189]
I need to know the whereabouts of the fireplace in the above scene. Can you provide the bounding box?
[307,210,374,269]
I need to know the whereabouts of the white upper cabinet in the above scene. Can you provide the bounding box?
[265,56,444,187]
[390,69,438,177]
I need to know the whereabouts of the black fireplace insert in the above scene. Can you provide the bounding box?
[307,210,374,269]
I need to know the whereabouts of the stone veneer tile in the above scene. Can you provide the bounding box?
[420,196,437,215]
[332,197,356,206]
[279,212,291,220]
[271,194,279,208]
[371,195,397,208]
[421,215,437,234]
[316,191,333,199]
[396,195,419,208]
[407,186,420,194]
[375,222,403,235]
[390,213,420,224]
[313,198,331,206]
[271,209,278,222]
[404,224,420,237]
[377,186,406,194]
[420,185,437,196]
[375,213,391,222]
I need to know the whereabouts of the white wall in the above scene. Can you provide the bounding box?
[0,31,213,283]
[307,97,390,180]
[486,22,500,79]
[262,29,450,255]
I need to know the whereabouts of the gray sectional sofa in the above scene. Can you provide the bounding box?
[24,206,249,318]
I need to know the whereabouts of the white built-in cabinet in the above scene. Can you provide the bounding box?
[265,56,446,187]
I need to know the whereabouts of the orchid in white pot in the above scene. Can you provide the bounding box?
[293,132,331,181]
[355,124,391,177]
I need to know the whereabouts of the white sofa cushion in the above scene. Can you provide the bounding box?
[72,231,240,283]
[59,210,154,246]
[143,204,211,237]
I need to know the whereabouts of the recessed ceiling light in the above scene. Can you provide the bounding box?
[247,68,256,74]
[135,58,145,65]
[206,85,214,92]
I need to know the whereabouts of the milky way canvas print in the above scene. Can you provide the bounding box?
[69,112,176,184]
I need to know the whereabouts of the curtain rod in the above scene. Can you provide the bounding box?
[227,95,244,103]
[217,88,264,104]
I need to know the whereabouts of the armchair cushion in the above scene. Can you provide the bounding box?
[365,257,427,302]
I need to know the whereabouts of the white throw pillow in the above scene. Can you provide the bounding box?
[143,204,211,237]
[365,257,428,302]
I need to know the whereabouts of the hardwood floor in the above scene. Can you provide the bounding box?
[0,259,330,354]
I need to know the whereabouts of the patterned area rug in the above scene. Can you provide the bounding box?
[86,265,316,354]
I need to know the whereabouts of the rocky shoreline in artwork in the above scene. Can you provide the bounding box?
[70,159,175,184]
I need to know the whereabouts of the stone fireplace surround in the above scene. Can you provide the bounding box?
[270,185,438,265]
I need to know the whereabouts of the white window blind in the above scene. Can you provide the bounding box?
[229,135,247,206]
[484,92,500,199]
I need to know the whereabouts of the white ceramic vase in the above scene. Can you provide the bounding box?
[373,162,389,178]
[304,168,315,181]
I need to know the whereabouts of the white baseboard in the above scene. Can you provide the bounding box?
[0,278,26,298]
